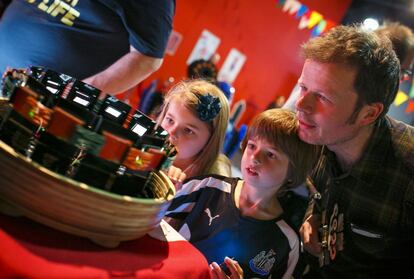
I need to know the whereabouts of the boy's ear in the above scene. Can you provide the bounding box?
[358,102,383,126]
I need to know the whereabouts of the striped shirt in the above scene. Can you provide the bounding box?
[166,175,299,279]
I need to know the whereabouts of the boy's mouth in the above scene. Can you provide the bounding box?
[246,166,258,176]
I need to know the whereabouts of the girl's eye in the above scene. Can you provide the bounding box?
[164,116,174,125]
[183,127,194,135]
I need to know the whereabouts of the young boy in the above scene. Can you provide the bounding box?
[165,109,319,278]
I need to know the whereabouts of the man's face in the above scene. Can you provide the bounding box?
[295,59,363,150]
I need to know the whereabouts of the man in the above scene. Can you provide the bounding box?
[0,0,175,95]
[297,25,414,278]
[376,22,414,82]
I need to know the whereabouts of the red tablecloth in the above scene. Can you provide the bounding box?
[0,214,211,278]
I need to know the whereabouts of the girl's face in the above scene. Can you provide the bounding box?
[241,137,290,190]
[161,99,212,166]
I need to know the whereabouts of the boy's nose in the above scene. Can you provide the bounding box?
[251,152,261,165]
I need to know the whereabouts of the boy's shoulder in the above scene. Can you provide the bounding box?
[178,174,239,196]
[183,174,238,185]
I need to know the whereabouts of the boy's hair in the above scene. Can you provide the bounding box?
[241,109,319,193]
[375,22,414,68]
[302,24,400,121]
[157,79,230,176]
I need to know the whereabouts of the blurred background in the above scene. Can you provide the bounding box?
[135,0,414,131]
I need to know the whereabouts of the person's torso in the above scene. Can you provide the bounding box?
[175,177,299,279]
[311,126,414,278]
[0,0,130,79]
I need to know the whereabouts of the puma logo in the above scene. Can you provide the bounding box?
[204,208,220,226]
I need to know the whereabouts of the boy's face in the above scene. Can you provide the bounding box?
[241,137,290,190]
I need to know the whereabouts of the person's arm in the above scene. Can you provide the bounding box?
[300,214,322,257]
[0,0,11,18]
[83,45,162,95]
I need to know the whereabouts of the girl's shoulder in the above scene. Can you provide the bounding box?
[208,154,232,177]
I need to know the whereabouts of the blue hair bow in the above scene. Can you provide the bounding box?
[196,94,221,122]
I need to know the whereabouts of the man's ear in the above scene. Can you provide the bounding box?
[358,102,384,126]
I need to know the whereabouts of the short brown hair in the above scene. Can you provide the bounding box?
[302,24,400,120]
[375,22,414,66]
[241,109,320,194]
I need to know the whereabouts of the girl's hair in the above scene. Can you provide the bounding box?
[157,79,230,176]
[241,109,320,194]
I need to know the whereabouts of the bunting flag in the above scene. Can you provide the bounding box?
[277,0,337,37]
[405,100,414,114]
[409,81,414,98]
[394,91,409,106]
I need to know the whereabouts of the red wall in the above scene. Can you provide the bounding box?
[147,0,351,125]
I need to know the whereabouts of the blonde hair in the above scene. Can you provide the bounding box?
[157,79,230,177]
[241,109,319,194]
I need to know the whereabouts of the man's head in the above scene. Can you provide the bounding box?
[375,22,414,81]
[302,24,400,120]
[296,25,400,148]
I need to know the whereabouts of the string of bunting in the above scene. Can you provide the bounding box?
[276,0,337,37]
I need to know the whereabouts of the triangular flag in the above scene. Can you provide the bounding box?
[282,0,302,15]
[311,19,327,37]
[394,91,409,106]
[296,4,309,18]
[307,11,323,29]
[409,83,414,98]
[321,19,337,34]
[405,100,414,114]
[276,0,286,7]
[298,10,311,30]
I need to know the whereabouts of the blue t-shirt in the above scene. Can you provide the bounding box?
[0,0,175,79]
[165,175,299,279]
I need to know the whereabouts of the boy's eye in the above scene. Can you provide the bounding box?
[267,152,277,159]
[247,142,255,150]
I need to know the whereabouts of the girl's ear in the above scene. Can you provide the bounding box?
[358,102,383,126]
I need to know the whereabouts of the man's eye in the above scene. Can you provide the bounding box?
[247,143,255,150]
[316,94,329,102]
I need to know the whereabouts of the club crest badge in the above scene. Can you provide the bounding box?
[249,249,276,276]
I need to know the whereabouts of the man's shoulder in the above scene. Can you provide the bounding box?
[387,116,414,170]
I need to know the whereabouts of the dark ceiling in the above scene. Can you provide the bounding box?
[342,0,414,29]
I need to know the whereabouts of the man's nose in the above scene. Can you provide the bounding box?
[296,92,315,113]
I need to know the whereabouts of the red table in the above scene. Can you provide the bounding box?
[0,214,211,278]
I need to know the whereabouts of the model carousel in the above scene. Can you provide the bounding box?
[0,67,176,247]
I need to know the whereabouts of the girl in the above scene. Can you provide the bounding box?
[157,79,231,183]
[165,109,319,278]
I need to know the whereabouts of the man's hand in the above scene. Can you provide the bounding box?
[300,214,322,257]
